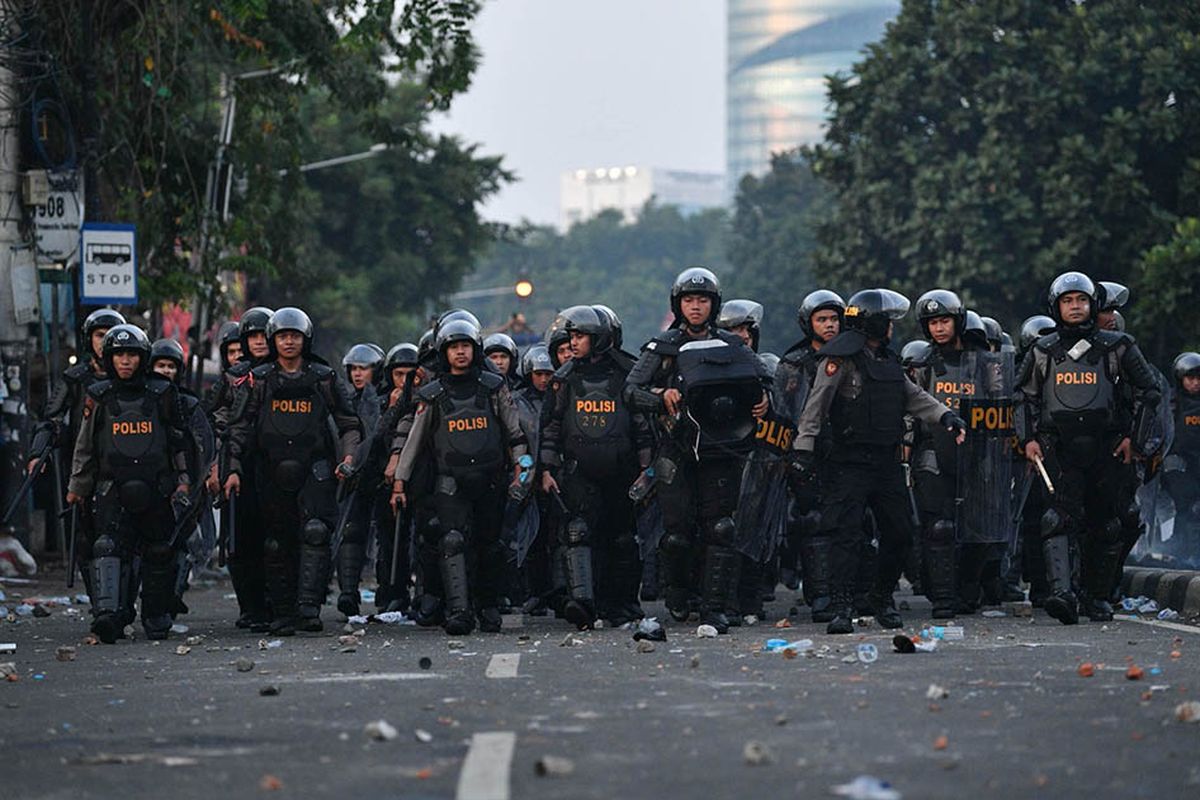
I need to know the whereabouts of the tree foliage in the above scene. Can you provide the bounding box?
[804,0,1200,357]
[30,0,486,314]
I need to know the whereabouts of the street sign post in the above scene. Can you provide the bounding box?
[80,222,137,304]
[33,170,84,266]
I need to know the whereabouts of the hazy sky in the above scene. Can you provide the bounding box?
[430,1,726,225]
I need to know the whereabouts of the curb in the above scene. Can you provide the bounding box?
[1122,567,1200,616]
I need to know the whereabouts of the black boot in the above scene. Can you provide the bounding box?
[1081,539,1119,622]
[800,536,836,623]
[825,588,855,635]
[699,546,739,634]
[440,531,474,636]
[296,521,331,632]
[264,539,299,636]
[1042,535,1079,625]
[337,542,366,618]
[563,540,596,630]
[88,538,129,644]
[140,552,176,640]
[924,523,958,619]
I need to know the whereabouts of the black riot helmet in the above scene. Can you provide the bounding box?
[1047,271,1098,326]
[435,318,482,370]
[216,321,241,368]
[386,342,420,370]
[1109,310,1126,332]
[561,304,613,355]
[101,324,151,380]
[1000,332,1015,353]
[417,328,436,366]
[521,343,554,377]
[592,305,623,350]
[545,312,572,367]
[1098,281,1130,311]
[1019,315,1055,352]
[1173,352,1200,386]
[150,337,185,372]
[483,333,519,360]
[900,339,933,369]
[797,290,846,340]
[842,289,910,340]
[342,342,385,383]
[979,316,1003,351]
[716,299,764,352]
[915,289,965,340]
[266,307,314,356]
[759,352,780,378]
[83,308,126,340]
[962,310,988,349]
[670,267,722,327]
[238,306,274,352]
[435,308,481,337]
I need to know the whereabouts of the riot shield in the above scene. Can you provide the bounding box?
[771,349,812,430]
[956,350,1017,545]
[733,444,791,563]
[636,498,665,559]
[510,498,541,568]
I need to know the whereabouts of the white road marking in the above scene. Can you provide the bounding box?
[282,672,445,684]
[456,731,516,800]
[486,653,520,679]
[1113,614,1200,635]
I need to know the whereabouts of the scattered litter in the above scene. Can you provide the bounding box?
[448,640,466,650]
[690,655,701,669]
[1171,650,1182,660]
[185,635,204,646]
[1174,701,1200,723]
[696,624,719,638]
[373,611,415,625]
[364,719,398,741]
[853,617,873,627]
[856,644,878,664]
[841,654,859,664]
[235,658,255,673]
[558,634,582,648]
[981,610,1006,618]
[926,684,949,700]
[742,740,774,765]
[258,639,282,650]
[14,604,33,616]
[1077,663,1095,678]
[919,626,963,641]
[74,594,89,605]
[55,646,76,662]
[170,623,188,634]
[535,755,576,777]
[774,618,792,629]
[337,635,359,647]
[0,642,14,654]
[259,685,280,697]
[360,589,376,603]
[75,753,199,767]
[1,662,17,679]
[347,615,369,625]
[1005,601,1033,617]
[831,775,902,800]
[31,603,51,618]
[1125,666,1145,681]
[414,728,433,743]
[174,645,191,656]
[259,774,283,791]
[1157,609,1180,621]
[636,640,656,654]
[419,657,432,670]
[764,638,813,654]
[1138,599,1159,614]
[633,617,666,642]
[932,735,949,751]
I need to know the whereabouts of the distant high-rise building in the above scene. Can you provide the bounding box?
[727,0,898,197]
[559,166,725,231]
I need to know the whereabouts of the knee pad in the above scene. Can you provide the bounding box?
[93,534,118,559]
[440,529,466,559]
[662,532,691,559]
[929,519,955,545]
[302,518,330,547]
[1040,508,1066,540]
[708,516,736,547]
[566,518,590,548]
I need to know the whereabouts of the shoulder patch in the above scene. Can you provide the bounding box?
[825,359,840,377]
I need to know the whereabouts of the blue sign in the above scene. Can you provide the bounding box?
[80,222,138,304]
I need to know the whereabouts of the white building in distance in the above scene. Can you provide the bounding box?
[559,166,726,230]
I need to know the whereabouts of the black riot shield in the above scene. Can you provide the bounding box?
[636,498,665,559]
[771,349,812,430]
[957,350,1017,545]
[733,446,790,563]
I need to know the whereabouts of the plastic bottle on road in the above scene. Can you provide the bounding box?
[856,643,878,663]
[919,626,963,641]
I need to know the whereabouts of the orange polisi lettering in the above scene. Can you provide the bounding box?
[448,417,488,433]
[112,420,153,436]
[1056,371,1098,386]
[271,399,312,414]
[575,399,616,414]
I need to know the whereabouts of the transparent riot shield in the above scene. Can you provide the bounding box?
[956,350,1017,545]
[734,444,790,563]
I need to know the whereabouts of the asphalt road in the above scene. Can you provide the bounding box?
[2,573,1199,800]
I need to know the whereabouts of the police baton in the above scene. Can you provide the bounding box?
[64,504,78,589]
[2,446,53,525]
[389,506,405,587]
[1031,452,1055,495]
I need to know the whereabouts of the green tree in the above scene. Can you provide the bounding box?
[727,151,830,354]
[806,0,1200,340]
[1133,217,1200,362]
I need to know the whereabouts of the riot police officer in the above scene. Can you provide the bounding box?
[29,309,126,592]
[792,289,965,634]
[207,307,275,630]
[66,325,195,642]
[224,308,363,635]
[1163,353,1200,566]
[334,342,386,617]
[150,338,216,617]
[774,290,845,620]
[1014,314,1057,606]
[1015,272,1161,624]
[908,289,988,618]
[484,333,521,388]
[541,306,653,629]
[514,344,557,614]
[391,320,529,635]
[624,268,770,633]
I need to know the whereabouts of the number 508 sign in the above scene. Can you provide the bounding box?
[80,223,138,305]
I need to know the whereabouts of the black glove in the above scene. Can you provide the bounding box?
[940,411,967,437]
[788,450,816,487]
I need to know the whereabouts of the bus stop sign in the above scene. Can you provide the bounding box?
[80,222,137,305]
